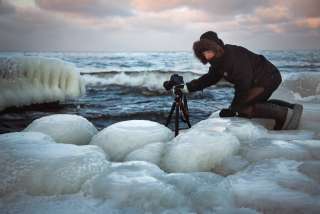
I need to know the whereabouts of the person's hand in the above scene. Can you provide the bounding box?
[219,108,236,117]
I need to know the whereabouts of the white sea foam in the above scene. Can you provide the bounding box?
[0,57,85,111]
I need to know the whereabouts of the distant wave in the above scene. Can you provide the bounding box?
[81,70,203,91]
[81,70,233,91]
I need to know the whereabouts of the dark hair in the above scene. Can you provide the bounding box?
[193,39,224,64]
[200,31,224,47]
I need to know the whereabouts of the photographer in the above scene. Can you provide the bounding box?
[166,31,302,130]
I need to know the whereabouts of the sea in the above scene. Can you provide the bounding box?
[0,50,320,133]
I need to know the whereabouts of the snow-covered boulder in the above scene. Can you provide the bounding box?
[24,114,98,145]
[0,57,85,111]
[90,120,174,161]
[0,132,108,196]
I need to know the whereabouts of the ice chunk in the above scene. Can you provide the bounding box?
[0,132,109,196]
[298,161,320,183]
[215,155,250,176]
[161,129,240,172]
[228,159,320,213]
[243,139,311,162]
[203,117,268,142]
[90,120,174,161]
[292,139,320,159]
[0,57,85,111]
[125,142,165,165]
[82,161,187,213]
[24,114,98,145]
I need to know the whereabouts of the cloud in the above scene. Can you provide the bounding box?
[35,0,133,17]
[295,17,320,29]
[0,0,16,15]
[0,0,319,51]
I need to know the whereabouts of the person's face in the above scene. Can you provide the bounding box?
[203,50,215,62]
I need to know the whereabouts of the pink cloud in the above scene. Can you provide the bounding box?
[295,17,320,29]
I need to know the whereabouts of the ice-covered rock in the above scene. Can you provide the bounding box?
[228,159,320,213]
[242,139,312,162]
[162,129,240,172]
[195,117,268,142]
[125,142,165,165]
[24,114,98,145]
[0,132,109,196]
[0,57,86,111]
[90,120,174,161]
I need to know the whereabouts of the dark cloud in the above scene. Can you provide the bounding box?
[0,0,16,15]
[35,0,133,17]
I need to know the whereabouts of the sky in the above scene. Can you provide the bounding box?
[0,0,319,51]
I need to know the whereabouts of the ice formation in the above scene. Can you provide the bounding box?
[1,115,320,213]
[0,57,85,111]
[162,129,240,172]
[24,114,98,145]
[90,120,174,161]
[0,132,108,196]
[125,142,165,165]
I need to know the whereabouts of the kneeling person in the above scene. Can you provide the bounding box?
[179,31,302,130]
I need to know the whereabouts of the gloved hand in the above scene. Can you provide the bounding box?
[219,108,236,117]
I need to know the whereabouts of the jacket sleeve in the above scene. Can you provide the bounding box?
[186,67,222,92]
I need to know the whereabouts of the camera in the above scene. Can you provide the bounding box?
[163,74,184,91]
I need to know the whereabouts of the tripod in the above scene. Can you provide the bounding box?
[165,87,192,136]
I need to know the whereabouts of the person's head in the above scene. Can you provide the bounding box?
[193,38,224,64]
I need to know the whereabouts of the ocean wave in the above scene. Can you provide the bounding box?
[81,70,203,91]
[83,70,320,103]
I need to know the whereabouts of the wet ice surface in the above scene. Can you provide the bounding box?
[1,115,320,214]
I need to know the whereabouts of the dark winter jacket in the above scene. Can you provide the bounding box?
[186,44,282,109]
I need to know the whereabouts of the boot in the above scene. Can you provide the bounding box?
[252,103,288,130]
[283,104,303,130]
[267,99,295,109]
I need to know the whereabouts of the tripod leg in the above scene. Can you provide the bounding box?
[175,101,179,136]
[165,101,176,126]
[180,101,192,128]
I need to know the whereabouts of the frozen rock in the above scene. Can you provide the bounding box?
[0,132,109,196]
[82,161,186,213]
[162,129,240,172]
[24,114,98,145]
[90,120,174,161]
[125,142,165,165]
[202,117,268,142]
[228,159,320,213]
[243,139,312,162]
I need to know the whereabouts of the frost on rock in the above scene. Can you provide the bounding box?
[24,114,98,145]
[90,120,174,161]
[0,132,109,196]
[0,57,85,111]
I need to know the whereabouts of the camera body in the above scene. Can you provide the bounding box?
[163,74,184,91]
